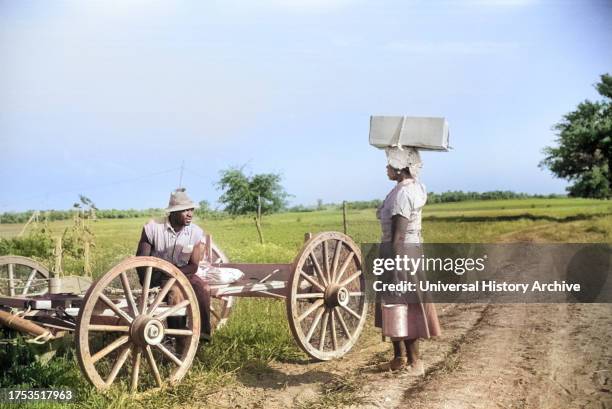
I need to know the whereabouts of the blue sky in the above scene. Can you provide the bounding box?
[1,0,611,212]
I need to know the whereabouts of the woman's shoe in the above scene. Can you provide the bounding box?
[405,361,425,376]
[389,356,408,371]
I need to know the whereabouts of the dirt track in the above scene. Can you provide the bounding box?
[205,301,611,408]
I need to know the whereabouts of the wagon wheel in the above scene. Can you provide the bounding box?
[208,242,234,331]
[76,256,200,392]
[0,256,49,297]
[286,232,368,360]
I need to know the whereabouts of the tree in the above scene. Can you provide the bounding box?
[540,74,612,198]
[216,167,289,215]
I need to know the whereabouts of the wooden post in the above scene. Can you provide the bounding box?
[84,241,92,278]
[254,195,264,244]
[342,201,348,234]
[54,236,63,277]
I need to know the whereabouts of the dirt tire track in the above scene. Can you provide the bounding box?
[392,303,611,409]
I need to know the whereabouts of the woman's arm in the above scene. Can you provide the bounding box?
[391,214,410,255]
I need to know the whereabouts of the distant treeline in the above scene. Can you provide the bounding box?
[287,191,566,212]
[0,191,566,223]
[0,209,164,224]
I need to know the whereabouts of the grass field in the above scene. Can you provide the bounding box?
[0,198,610,409]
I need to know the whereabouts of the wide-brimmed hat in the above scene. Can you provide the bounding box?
[166,188,198,213]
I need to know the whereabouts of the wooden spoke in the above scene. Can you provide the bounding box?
[105,345,132,386]
[299,270,325,293]
[91,335,130,364]
[295,292,324,299]
[156,299,190,321]
[319,310,329,351]
[140,266,152,314]
[145,345,162,387]
[334,251,355,284]
[335,308,353,341]
[330,309,338,350]
[120,272,139,318]
[0,256,50,297]
[77,257,201,392]
[322,241,331,284]
[304,306,325,344]
[148,277,177,314]
[22,268,37,295]
[287,232,367,361]
[338,270,362,288]
[155,343,183,367]
[164,328,193,336]
[8,264,15,297]
[340,304,361,320]
[309,253,328,287]
[99,293,133,324]
[89,325,130,332]
[297,299,325,322]
[330,240,342,283]
[131,349,141,393]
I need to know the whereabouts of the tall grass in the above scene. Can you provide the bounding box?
[0,198,610,408]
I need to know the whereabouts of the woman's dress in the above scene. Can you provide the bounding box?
[375,178,441,339]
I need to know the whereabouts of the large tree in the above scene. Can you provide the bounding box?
[216,167,289,215]
[541,74,612,198]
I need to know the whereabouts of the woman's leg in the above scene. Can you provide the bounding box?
[404,339,419,365]
[392,340,404,358]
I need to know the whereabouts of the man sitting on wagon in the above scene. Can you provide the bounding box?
[136,188,212,341]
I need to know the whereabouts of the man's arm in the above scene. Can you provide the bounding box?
[136,228,153,257]
[179,242,202,276]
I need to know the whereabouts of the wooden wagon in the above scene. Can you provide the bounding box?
[0,232,368,392]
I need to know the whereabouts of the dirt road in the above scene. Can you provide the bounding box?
[205,301,611,409]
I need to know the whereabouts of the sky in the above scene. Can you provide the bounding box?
[1,0,611,212]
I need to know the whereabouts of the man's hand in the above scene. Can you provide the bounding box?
[179,240,202,276]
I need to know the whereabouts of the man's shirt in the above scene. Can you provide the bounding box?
[143,217,204,267]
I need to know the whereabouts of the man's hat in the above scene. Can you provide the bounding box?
[166,188,198,213]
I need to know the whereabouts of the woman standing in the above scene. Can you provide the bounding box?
[375,147,441,373]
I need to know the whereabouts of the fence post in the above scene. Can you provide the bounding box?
[342,201,348,235]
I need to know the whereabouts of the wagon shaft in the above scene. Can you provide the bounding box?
[0,309,54,339]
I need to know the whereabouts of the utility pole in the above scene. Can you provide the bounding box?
[178,161,185,188]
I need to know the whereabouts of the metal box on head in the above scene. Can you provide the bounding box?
[369,116,450,151]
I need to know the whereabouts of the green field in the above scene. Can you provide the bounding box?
[0,198,611,409]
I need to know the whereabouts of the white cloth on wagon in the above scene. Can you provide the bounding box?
[196,263,244,284]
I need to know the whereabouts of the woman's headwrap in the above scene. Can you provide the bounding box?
[385,146,422,178]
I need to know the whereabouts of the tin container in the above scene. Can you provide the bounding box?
[382,304,409,338]
[369,116,450,151]
[48,277,62,294]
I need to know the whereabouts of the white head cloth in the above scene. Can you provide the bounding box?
[385,147,423,178]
